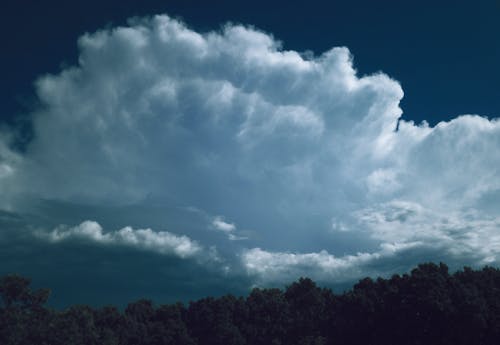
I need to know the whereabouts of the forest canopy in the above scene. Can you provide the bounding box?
[2,262,500,345]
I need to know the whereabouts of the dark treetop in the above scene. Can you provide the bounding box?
[2,262,500,345]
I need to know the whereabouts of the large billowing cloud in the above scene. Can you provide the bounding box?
[1,14,500,288]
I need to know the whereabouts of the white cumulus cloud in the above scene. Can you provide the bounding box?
[242,242,423,285]
[41,220,202,258]
[0,14,499,285]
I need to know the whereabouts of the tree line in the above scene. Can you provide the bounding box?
[2,262,500,344]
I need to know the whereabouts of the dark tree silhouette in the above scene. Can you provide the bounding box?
[3,263,500,345]
[244,287,289,345]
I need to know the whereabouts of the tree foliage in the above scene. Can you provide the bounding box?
[2,263,500,344]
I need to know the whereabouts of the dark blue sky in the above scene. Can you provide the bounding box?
[2,0,499,126]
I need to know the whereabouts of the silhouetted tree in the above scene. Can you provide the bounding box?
[285,278,326,343]
[0,274,51,345]
[187,295,245,345]
[4,262,500,345]
[244,288,290,344]
[150,303,195,345]
[94,306,124,345]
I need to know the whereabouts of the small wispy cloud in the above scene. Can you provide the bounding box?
[212,216,247,241]
[212,216,236,233]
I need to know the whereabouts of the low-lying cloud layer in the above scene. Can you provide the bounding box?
[241,241,423,285]
[1,14,500,290]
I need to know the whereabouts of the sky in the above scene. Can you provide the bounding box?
[1,0,500,308]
